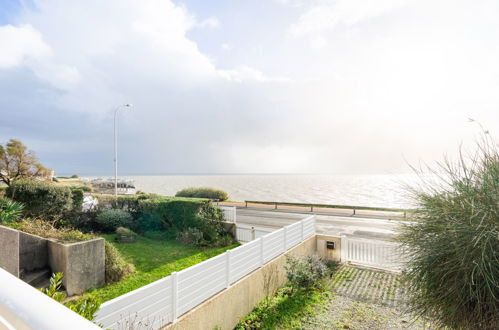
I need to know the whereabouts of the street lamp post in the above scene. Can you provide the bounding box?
[114,104,133,197]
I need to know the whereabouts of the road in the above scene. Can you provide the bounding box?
[234,208,405,241]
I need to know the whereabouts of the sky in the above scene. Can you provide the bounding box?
[0,0,498,175]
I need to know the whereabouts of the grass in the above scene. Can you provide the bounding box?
[79,233,238,303]
[235,284,331,329]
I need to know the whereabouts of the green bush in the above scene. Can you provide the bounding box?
[41,272,100,320]
[0,197,23,223]
[70,188,84,211]
[135,212,164,233]
[285,255,330,289]
[176,228,204,246]
[400,137,499,330]
[96,209,133,232]
[175,187,229,201]
[115,226,137,243]
[104,241,135,284]
[6,180,73,220]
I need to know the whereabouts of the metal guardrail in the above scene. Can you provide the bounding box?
[244,200,415,218]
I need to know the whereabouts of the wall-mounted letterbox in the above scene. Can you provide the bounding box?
[326,241,335,250]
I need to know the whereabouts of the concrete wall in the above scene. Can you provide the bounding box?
[316,234,342,262]
[48,238,105,296]
[164,235,317,330]
[0,226,20,277]
[19,232,48,273]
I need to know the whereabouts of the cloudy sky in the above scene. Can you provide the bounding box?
[0,0,498,175]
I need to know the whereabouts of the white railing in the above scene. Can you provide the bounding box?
[219,206,236,223]
[0,268,100,330]
[235,224,274,242]
[340,236,405,272]
[94,216,316,329]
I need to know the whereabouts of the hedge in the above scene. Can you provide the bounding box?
[175,187,229,201]
[6,180,73,220]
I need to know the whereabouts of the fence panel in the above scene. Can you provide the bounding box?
[94,276,173,329]
[342,237,405,271]
[302,216,315,238]
[236,225,274,242]
[285,222,302,249]
[229,238,261,284]
[219,206,236,223]
[262,228,285,263]
[95,215,317,329]
[176,253,227,316]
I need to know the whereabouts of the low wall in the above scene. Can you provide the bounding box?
[19,232,48,273]
[316,234,342,262]
[0,226,20,277]
[164,235,317,330]
[48,238,105,296]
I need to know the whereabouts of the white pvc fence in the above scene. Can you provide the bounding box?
[94,216,316,329]
[340,236,405,272]
[236,224,274,242]
[219,206,236,223]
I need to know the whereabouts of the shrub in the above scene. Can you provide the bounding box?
[6,179,72,220]
[96,209,133,232]
[134,212,164,233]
[285,255,329,289]
[41,272,100,320]
[176,228,204,246]
[175,187,229,201]
[70,188,84,211]
[104,241,135,284]
[0,197,23,223]
[400,136,499,330]
[115,226,137,243]
[7,219,93,243]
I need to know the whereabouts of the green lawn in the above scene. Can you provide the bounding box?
[81,234,237,303]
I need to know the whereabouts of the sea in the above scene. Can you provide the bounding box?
[84,174,420,209]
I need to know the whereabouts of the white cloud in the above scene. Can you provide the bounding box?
[195,17,220,29]
[289,0,410,43]
[0,24,50,68]
[218,66,291,83]
[221,43,232,51]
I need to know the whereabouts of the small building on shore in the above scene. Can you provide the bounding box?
[89,178,136,195]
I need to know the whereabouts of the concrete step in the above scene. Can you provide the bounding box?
[21,268,51,289]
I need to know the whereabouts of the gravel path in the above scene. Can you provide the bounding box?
[299,265,434,330]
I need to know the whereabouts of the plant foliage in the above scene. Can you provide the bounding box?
[400,136,499,329]
[96,209,133,232]
[104,240,135,284]
[6,179,73,220]
[175,187,229,201]
[0,197,24,223]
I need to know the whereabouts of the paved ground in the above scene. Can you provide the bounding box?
[300,265,433,330]
[233,207,405,241]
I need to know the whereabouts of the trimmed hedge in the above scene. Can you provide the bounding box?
[175,187,229,201]
[6,180,73,220]
[96,209,133,232]
[90,194,232,246]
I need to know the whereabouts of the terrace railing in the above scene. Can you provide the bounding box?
[0,268,100,330]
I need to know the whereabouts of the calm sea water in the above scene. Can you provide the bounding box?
[87,174,418,209]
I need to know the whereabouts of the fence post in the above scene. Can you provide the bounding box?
[283,227,287,251]
[226,250,231,288]
[251,227,256,241]
[260,237,264,266]
[300,220,304,241]
[172,272,178,321]
[340,236,347,262]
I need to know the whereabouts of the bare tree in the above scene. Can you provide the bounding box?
[0,139,52,186]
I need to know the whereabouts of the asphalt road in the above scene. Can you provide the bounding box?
[235,208,405,241]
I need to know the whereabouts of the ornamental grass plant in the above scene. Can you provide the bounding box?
[400,134,499,329]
